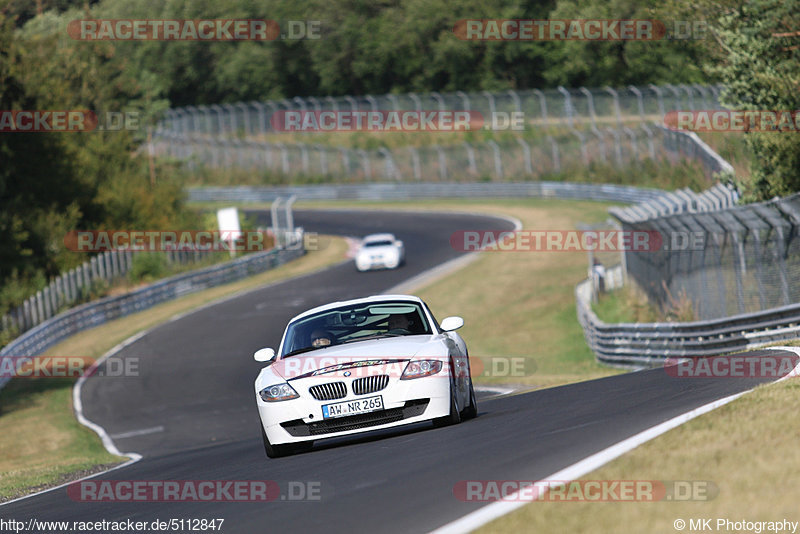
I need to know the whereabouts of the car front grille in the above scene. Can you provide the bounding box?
[308,382,347,401]
[352,375,389,395]
[281,399,430,437]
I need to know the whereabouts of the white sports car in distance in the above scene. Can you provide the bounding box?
[355,233,405,271]
[254,295,477,457]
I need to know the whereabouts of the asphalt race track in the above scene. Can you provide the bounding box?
[2,210,796,533]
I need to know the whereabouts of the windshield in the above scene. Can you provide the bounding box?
[363,240,394,247]
[280,301,431,357]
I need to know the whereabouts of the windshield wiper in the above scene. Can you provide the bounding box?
[282,346,321,358]
[340,333,403,344]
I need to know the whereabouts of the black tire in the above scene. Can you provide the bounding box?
[433,372,462,427]
[262,427,313,458]
[461,377,478,420]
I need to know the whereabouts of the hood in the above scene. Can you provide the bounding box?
[256,335,446,386]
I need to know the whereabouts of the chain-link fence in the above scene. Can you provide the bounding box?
[153,122,728,182]
[157,84,722,137]
[614,193,800,320]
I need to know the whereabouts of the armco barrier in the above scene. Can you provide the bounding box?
[0,238,305,392]
[187,182,666,204]
[576,267,800,367]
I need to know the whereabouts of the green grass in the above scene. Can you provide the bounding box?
[478,375,800,534]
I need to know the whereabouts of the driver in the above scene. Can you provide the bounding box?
[310,329,335,348]
[387,313,412,332]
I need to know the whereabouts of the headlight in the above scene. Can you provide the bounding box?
[259,383,299,402]
[401,360,444,380]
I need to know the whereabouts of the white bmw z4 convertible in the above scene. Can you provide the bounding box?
[354,233,405,271]
[254,294,477,457]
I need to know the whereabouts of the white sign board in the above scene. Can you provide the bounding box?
[217,207,242,254]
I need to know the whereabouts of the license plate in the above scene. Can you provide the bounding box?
[322,396,383,419]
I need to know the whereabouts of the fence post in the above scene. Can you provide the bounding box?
[517,138,533,175]
[648,84,665,118]
[628,85,645,123]
[316,144,328,175]
[456,91,470,111]
[487,140,503,180]
[358,149,371,179]
[533,89,548,125]
[463,143,477,176]
[271,197,283,246]
[603,86,622,129]
[482,91,496,118]
[557,86,574,129]
[408,147,421,180]
[431,92,445,112]
[434,145,447,180]
[579,87,597,129]
[548,136,561,172]
[605,127,623,166]
[285,195,297,233]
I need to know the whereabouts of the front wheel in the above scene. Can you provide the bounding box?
[433,374,462,427]
[262,427,313,458]
[461,377,478,420]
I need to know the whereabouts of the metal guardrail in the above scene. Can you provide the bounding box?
[0,236,305,392]
[576,266,800,367]
[187,182,667,205]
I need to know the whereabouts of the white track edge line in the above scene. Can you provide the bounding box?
[430,346,800,534]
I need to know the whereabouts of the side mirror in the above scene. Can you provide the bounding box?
[440,316,464,332]
[254,348,276,363]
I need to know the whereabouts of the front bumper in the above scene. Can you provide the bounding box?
[257,375,451,444]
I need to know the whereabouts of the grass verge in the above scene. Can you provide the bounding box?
[0,235,347,500]
[478,374,800,534]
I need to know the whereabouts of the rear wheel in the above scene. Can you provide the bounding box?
[262,427,313,458]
